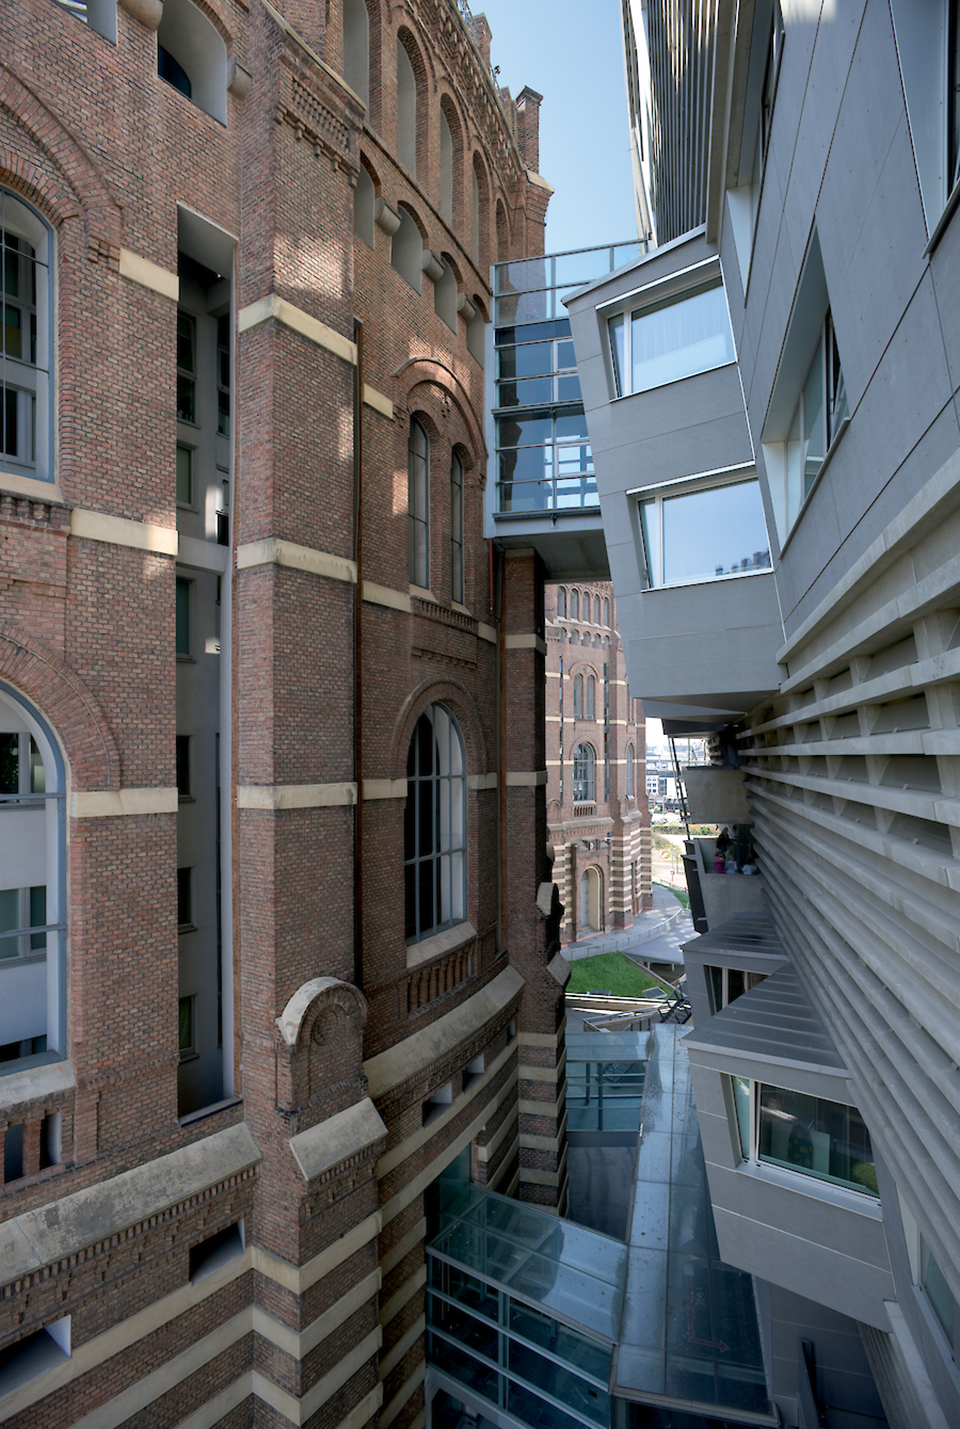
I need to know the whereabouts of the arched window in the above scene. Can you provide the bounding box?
[397,35,418,176]
[472,154,489,265]
[408,419,429,587]
[556,587,567,619]
[1,190,52,483]
[354,162,375,247]
[405,704,466,942]
[496,199,509,264]
[603,597,610,626]
[440,108,454,221]
[466,296,486,366]
[626,743,635,796]
[573,673,583,719]
[573,744,595,802]
[392,205,422,291]
[594,596,602,624]
[157,0,227,123]
[451,451,464,603]
[570,590,579,621]
[0,683,65,1070]
[343,0,370,106]
[586,675,596,720]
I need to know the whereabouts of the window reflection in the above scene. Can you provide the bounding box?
[639,479,771,588]
[610,278,735,397]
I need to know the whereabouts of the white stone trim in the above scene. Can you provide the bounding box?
[363,385,394,419]
[252,1211,381,1295]
[376,1047,516,1176]
[505,633,548,655]
[237,782,357,810]
[363,778,408,800]
[475,1103,519,1162]
[71,508,178,556]
[363,581,411,613]
[467,772,498,791]
[70,788,178,818]
[380,1217,427,1278]
[253,1269,381,1359]
[118,248,179,301]
[477,622,497,643]
[289,1098,387,1182]
[0,471,64,502]
[381,1363,426,1429]
[505,771,548,787]
[239,292,357,363]
[379,1265,426,1329]
[178,535,229,573]
[236,537,357,584]
[379,1314,425,1382]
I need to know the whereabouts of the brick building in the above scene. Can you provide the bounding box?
[0,0,567,1424]
[545,581,651,944]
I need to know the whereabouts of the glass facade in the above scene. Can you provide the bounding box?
[428,1185,624,1429]
[732,1077,878,1197]
[492,243,642,516]
[609,279,735,398]
[566,1031,647,1136]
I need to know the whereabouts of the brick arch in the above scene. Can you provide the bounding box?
[394,357,486,468]
[0,627,121,791]
[389,678,489,783]
[0,69,121,262]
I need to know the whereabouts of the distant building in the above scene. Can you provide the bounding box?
[545,581,651,943]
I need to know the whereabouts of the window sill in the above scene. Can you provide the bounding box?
[611,357,738,404]
[178,1094,243,1127]
[0,470,62,503]
[735,1155,882,1216]
[406,920,476,971]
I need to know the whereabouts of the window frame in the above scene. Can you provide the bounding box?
[730,1075,880,1201]
[0,682,67,1075]
[408,419,429,588]
[605,261,737,401]
[1,189,53,486]
[404,704,467,945]
[572,743,596,803]
[781,308,848,533]
[632,465,772,591]
[450,450,464,604]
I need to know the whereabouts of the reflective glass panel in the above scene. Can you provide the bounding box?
[757,1084,878,1195]
[649,480,771,587]
[627,281,734,394]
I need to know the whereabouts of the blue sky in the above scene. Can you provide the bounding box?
[476,0,638,255]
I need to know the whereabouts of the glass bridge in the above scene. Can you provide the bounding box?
[425,1026,774,1429]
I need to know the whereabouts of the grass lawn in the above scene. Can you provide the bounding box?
[566,951,665,998]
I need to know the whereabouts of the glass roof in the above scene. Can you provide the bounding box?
[614,1024,772,1420]
[567,1030,650,1063]
[430,1184,628,1345]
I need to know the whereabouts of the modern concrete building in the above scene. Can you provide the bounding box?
[544,580,651,946]
[562,2,960,1426]
[0,1,570,1424]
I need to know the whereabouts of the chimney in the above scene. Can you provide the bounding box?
[516,86,543,173]
[472,13,493,70]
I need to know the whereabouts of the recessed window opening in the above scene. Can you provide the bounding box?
[190,1220,244,1282]
[3,1122,23,1182]
[466,301,486,366]
[354,163,375,248]
[609,274,735,398]
[408,419,429,587]
[463,1054,485,1090]
[637,473,771,588]
[0,1317,70,1397]
[423,1081,454,1127]
[175,578,191,655]
[434,257,457,330]
[573,674,583,719]
[570,590,579,620]
[586,675,596,720]
[921,1235,959,1355]
[732,1077,878,1197]
[626,743,634,797]
[556,587,567,618]
[396,36,418,175]
[783,310,847,529]
[40,1111,61,1170]
[404,704,466,943]
[1,190,52,482]
[450,452,464,604]
[177,868,193,929]
[889,0,960,233]
[343,0,370,106]
[391,207,422,291]
[440,108,454,221]
[51,0,117,42]
[156,0,227,124]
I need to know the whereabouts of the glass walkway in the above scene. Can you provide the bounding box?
[566,1029,648,1143]
[426,1026,774,1429]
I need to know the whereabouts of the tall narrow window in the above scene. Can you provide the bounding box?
[570,590,579,621]
[216,314,230,437]
[626,743,635,797]
[450,452,464,603]
[594,596,602,624]
[557,587,567,619]
[397,37,418,176]
[603,597,610,626]
[572,744,596,802]
[0,685,65,1070]
[586,675,596,720]
[573,673,583,719]
[176,311,197,423]
[343,0,370,107]
[404,704,466,942]
[440,108,454,221]
[784,310,847,529]
[408,420,429,587]
[1,190,51,481]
